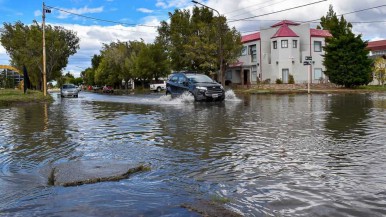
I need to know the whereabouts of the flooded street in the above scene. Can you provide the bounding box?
[0,91,385,216]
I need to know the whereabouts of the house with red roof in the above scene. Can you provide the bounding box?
[226,20,332,85]
[367,40,386,58]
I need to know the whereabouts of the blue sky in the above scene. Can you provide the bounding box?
[1,0,385,77]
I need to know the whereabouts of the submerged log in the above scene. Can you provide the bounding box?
[47,160,150,187]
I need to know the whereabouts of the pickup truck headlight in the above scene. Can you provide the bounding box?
[196,86,207,91]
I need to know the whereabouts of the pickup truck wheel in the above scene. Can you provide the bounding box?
[157,87,161,92]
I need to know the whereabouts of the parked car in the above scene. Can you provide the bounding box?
[150,81,166,92]
[166,72,225,101]
[92,85,102,91]
[102,85,114,93]
[61,84,79,98]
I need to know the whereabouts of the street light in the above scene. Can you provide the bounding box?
[191,0,224,86]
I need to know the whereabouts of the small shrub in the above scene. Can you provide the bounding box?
[263,79,271,84]
[275,79,283,84]
[289,74,295,84]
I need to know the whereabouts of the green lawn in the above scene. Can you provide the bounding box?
[356,85,386,91]
[0,89,53,106]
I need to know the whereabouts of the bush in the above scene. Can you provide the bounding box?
[289,74,295,84]
[263,79,271,84]
[275,79,283,84]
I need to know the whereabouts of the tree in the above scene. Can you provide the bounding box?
[156,7,242,80]
[1,21,80,89]
[320,5,372,87]
[373,56,386,85]
[134,42,170,87]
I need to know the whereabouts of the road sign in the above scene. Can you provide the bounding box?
[303,61,311,65]
[305,56,312,61]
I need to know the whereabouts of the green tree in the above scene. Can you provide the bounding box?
[320,5,372,87]
[134,42,170,87]
[156,7,242,80]
[1,21,80,89]
[373,56,386,85]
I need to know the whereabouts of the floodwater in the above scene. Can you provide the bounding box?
[0,90,385,217]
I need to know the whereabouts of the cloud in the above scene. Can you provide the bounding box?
[57,6,104,19]
[156,0,190,9]
[137,8,154,13]
[34,10,42,17]
[59,22,159,77]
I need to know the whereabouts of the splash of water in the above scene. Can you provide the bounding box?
[225,89,241,102]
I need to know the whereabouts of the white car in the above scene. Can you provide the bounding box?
[150,81,166,92]
[60,84,79,98]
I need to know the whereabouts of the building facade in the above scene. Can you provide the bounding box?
[226,20,331,85]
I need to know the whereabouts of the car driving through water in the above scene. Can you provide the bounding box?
[60,84,79,98]
[166,72,225,101]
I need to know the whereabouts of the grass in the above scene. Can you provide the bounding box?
[0,89,53,106]
[355,85,386,91]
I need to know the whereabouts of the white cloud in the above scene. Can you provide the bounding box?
[57,6,104,19]
[137,8,154,13]
[156,0,190,9]
[34,10,42,17]
[59,22,159,77]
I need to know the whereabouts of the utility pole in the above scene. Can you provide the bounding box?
[42,2,50,96]
[191,1,224,85]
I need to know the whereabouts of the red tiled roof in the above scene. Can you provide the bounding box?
[241,32,260,43]
[367,40,386,51]
[271,20,300,27]
[271,24,299,38]
[310,29,332,37]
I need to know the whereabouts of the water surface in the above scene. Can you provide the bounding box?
[0,91,385,216]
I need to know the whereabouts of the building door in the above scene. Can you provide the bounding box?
[282,68,289,84]
[244,70,249,85]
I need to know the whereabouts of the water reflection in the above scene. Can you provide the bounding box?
[325,94,373,140]
[0,92,385,216]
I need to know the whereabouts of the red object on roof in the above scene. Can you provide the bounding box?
[271,24,299,38]
[310,29,332,37]
[271,20,300,27]
[241,32,260,43]
[367,40,386,51]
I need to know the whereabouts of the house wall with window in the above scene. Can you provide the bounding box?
[228,20,331,85]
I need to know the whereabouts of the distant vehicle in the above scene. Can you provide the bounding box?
[92,85,102,91]
[61,84,79,98]
[166,72,225,101]
[150,81,166,92]
[102,85,114,93]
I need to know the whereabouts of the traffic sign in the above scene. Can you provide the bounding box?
[303,61,311,65]
[305,56,312,61]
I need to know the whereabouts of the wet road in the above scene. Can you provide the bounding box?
[0,91,385,216]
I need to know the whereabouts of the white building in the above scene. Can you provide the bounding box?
[226,20,332,85]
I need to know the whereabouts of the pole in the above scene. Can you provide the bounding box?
[308,64,311,94]
[191,1,223,85]
[42,2,47,96]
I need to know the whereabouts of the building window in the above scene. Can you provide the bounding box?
[241,46,247,56]
[273,41,277,49]
[293,40,297,48]
[281,40,288,48]
[314,68,323,80]
[249,45,257,62]
[314,41,322,52]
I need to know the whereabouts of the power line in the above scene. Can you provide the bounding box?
[225,0,291,18]
[302,4,386,23]
[228,0,327,23]
[45,5,159,28]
